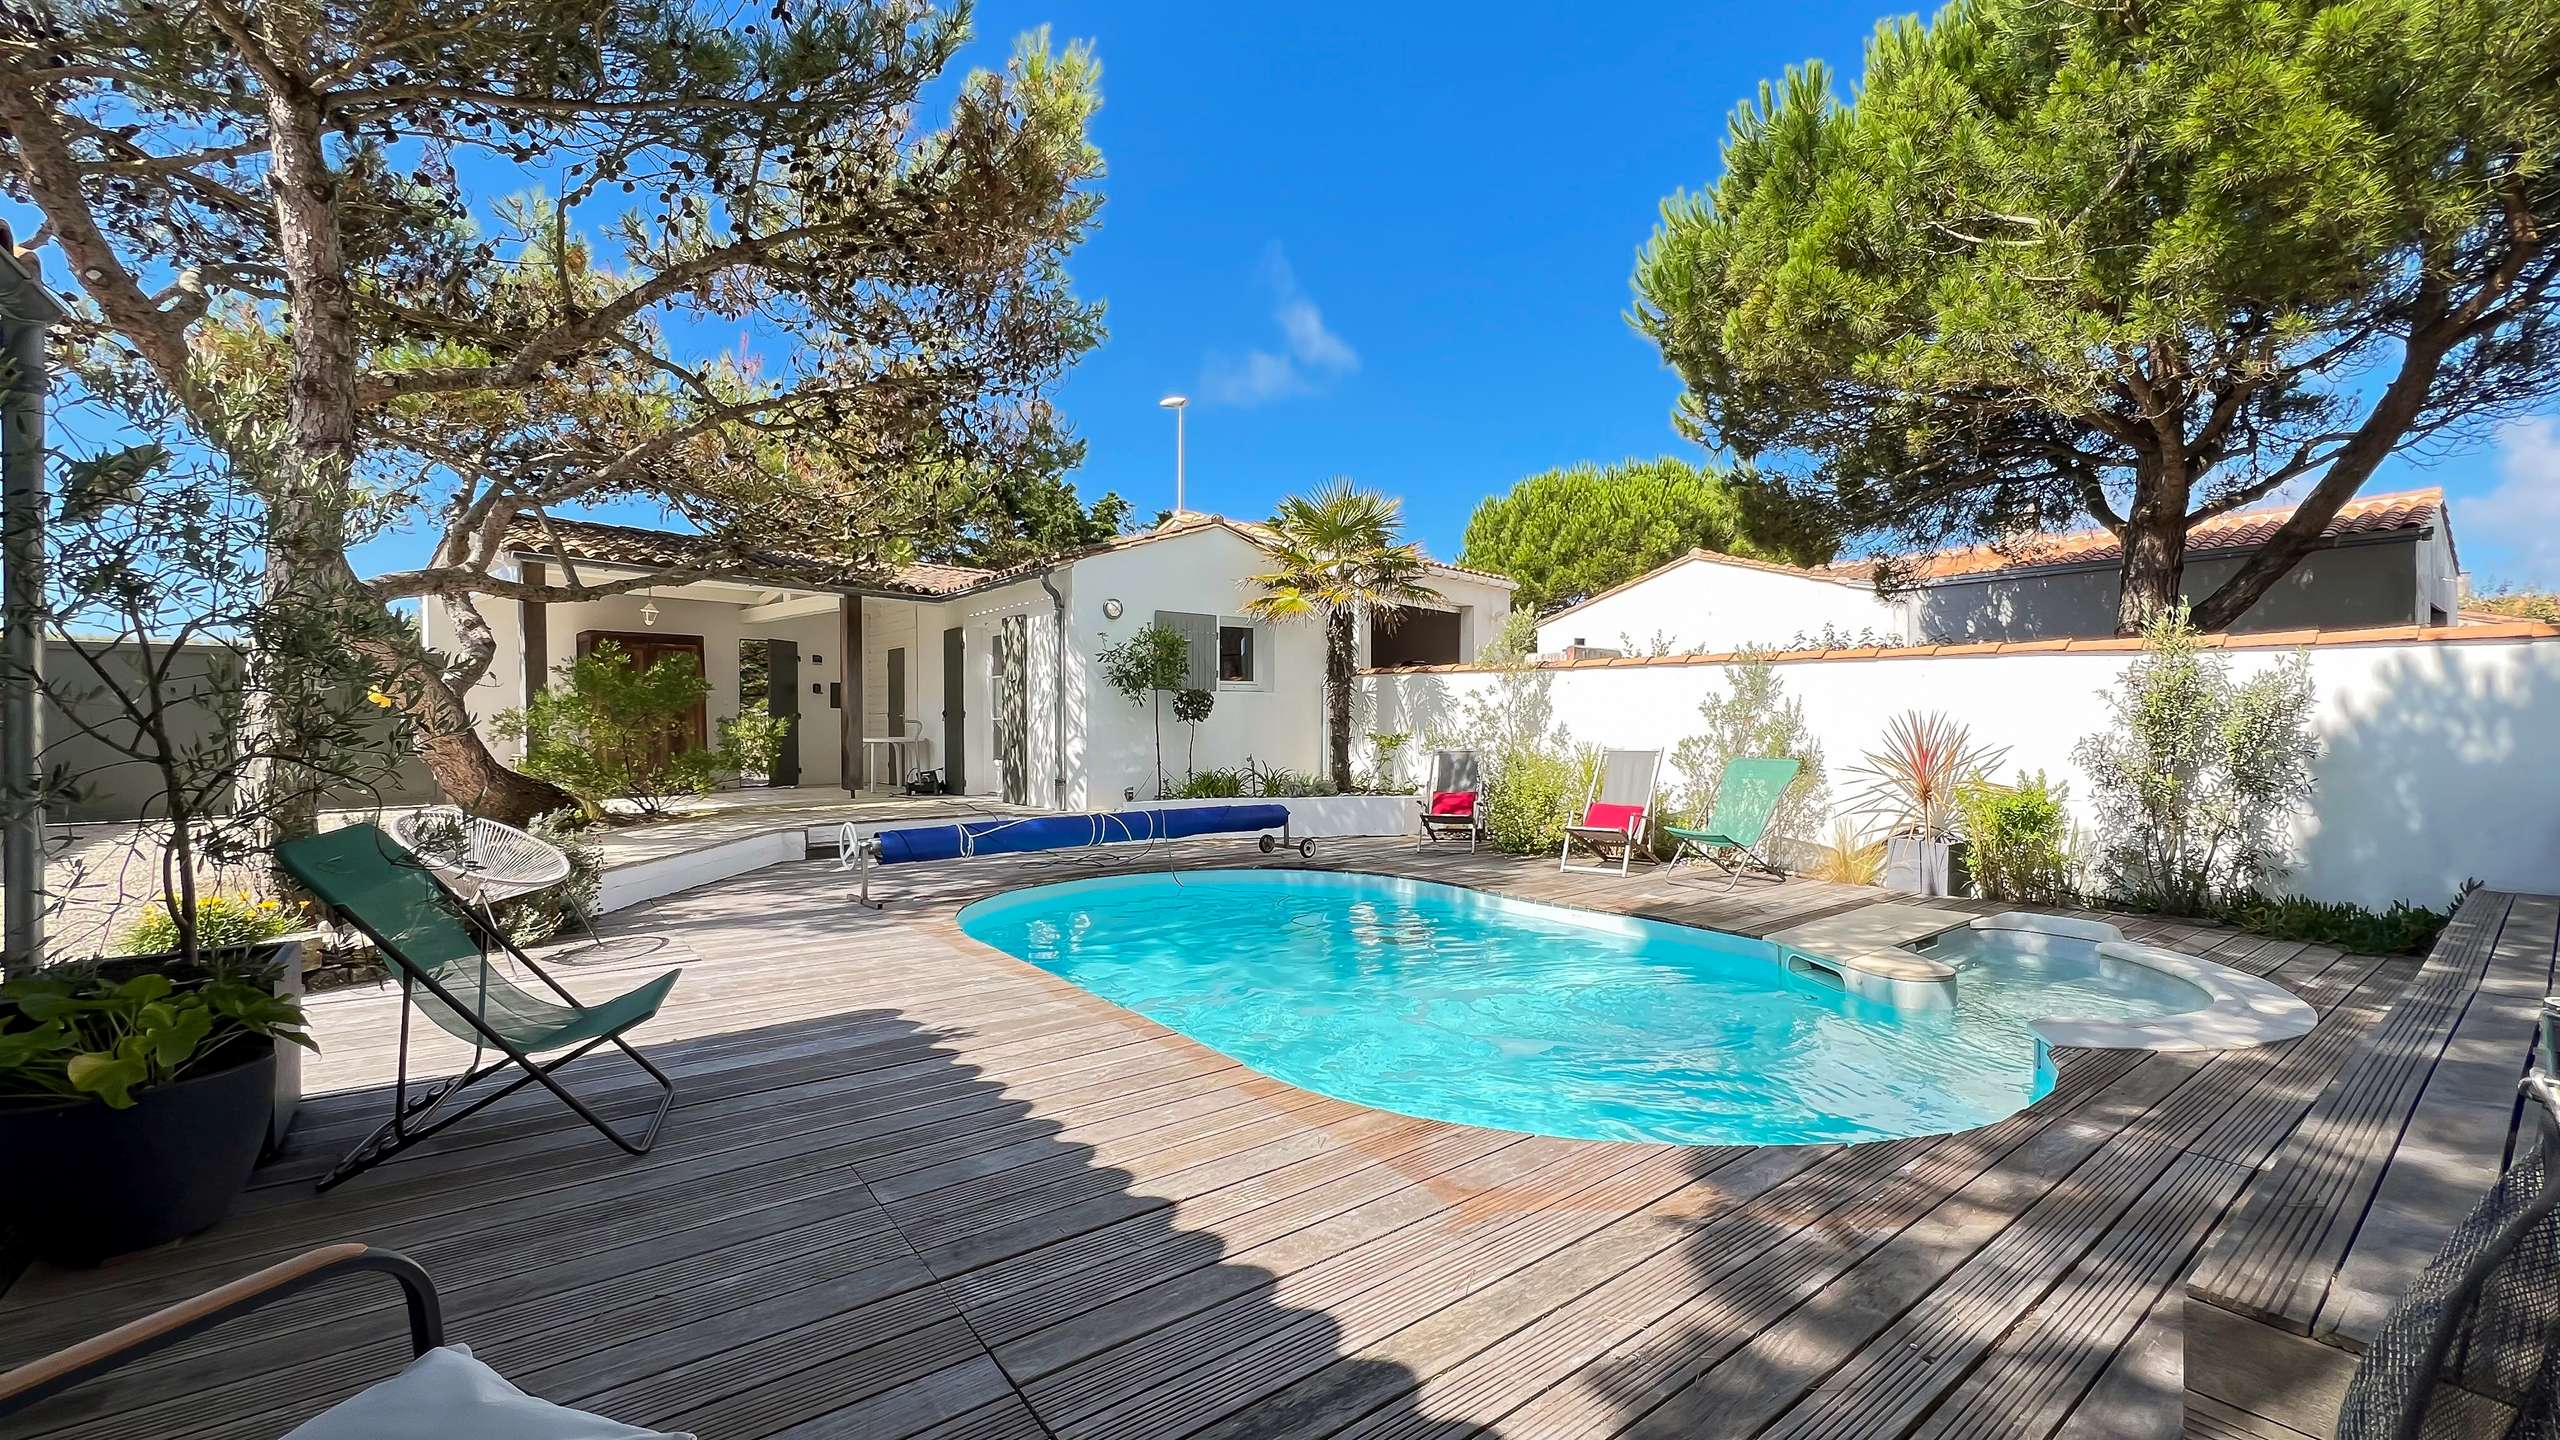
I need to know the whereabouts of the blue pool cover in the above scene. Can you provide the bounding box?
[871,804,1289,866]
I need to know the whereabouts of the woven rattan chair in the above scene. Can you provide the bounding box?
[2337,1044,2560,1440]
[392,805,600,950]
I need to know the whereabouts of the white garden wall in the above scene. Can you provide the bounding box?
[1364,633,2560,909]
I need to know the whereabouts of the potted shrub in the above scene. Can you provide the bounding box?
[0,438,400,1268]
[1845,711,2007,898]
[0,947,314,1266]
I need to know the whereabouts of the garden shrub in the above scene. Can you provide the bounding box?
[1806,819,1886,886]
[1245,761,1337,798]
[117,892,305,956]
[2073,612,2317,914]
[1955,771,2079,905]
[716,710,795,781]
[1482,741,1598,855]
[2222,890,2465,957]
[1665,653,1827,864]
[1173,767,1246,799]
[496,642,725,819]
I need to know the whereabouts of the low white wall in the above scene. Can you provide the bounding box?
[1142,793,1419,839]
[1365,635,2560,909]
[596,828,808,914]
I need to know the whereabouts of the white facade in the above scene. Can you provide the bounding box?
[1366,632,2560,910]
[1535,552,1902,656]
[419,516,1516,812]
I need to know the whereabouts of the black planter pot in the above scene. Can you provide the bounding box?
[0,1040,279,1268]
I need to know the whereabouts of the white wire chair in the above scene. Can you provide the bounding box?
[389,806,600,951]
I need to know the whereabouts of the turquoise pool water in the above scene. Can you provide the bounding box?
[957,871,2207,1145]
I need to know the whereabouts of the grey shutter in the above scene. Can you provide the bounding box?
[1154,609,1220,691]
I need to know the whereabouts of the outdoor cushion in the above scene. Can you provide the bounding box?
[284,1345,693,1440]
[1580,803,1646,834]
[1427,790,1477,817]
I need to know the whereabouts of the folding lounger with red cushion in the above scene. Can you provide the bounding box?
[1559,748,1664,877]
[1417,749,1486,851]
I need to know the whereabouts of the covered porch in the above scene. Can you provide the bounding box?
[460,520,1071,809]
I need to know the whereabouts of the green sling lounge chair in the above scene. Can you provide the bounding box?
[277,824,681,1193]
[1663,757,1801,889]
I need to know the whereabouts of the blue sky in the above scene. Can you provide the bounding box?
[915,0,2558,587]
[28,0,2560,589]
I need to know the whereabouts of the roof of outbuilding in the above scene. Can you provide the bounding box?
[1819,488,2449,584]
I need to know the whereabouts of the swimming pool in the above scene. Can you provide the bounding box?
[957,871,2215,1146]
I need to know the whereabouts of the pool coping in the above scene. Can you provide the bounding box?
[1959,912,2320,1052]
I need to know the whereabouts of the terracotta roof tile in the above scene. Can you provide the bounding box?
[1823,488,2445,583]
[509,507,1510,603]
[2235,627,2321,648]
[503,517,989,597]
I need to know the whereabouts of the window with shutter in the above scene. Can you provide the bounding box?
[1152,610,1220,691]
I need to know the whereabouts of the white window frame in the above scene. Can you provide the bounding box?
[1215,616,1271,692]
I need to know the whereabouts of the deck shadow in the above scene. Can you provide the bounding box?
[0,998,1492,1440]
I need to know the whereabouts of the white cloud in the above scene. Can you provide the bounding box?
[1198,245,1359,407]
[2469,415,2560,586]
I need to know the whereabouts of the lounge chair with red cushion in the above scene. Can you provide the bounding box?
[1416,749,1485,851]
[1559,748,1664,877]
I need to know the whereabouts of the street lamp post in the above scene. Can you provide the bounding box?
[0,223,66,977]
[1157,394,1188,515]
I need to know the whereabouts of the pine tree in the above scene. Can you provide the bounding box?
[1,2,1106,822]
[1635,0,2560,633]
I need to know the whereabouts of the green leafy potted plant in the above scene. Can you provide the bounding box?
[0,950,314,1265]
[1845,711,2007,897]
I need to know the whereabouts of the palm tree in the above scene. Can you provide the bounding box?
[1244,482,1442,791]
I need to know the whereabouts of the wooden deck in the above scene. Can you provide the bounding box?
[2184,890,2560,1437]
[0,840,2486,1440]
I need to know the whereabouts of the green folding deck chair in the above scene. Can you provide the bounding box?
[277,824,681,1193]
[1662,757,1801,889]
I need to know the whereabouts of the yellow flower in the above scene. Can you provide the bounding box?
[258,899,280,910]
[366,689,394,708]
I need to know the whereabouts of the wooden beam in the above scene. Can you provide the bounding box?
[840,596,862,794]
[738,593,842,626]
[520,560,546,704]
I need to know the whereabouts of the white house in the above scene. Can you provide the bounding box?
[419,511,1515,810]
[1534,550,1901,657]
[1533,488,2464,657]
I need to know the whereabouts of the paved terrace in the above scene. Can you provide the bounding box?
[0,840,2546,1440]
